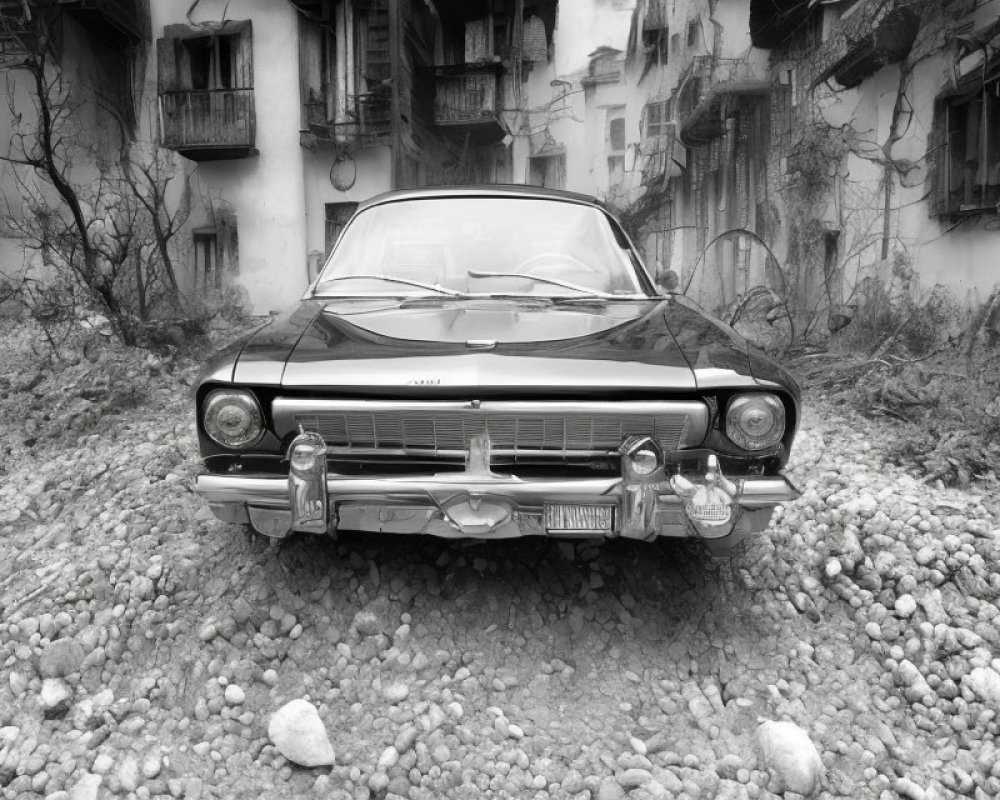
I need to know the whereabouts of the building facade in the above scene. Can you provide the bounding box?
[151,0,559,312]
[3,0,998,320]
[750,0,1000,316]
[1,0,562,314]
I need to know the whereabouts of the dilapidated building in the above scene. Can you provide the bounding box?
[4,0,998,322]
[0,0,148,294]
[1,0,561,314]
[607,0,1000,325]
[750,0,1000,322]
[148,0,559,310]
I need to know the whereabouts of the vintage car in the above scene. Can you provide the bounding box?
[193,186,799,555]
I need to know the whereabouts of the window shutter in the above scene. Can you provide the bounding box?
[299,16,324,126]
[235,21,253,89]
[928,100,948,218]
[156,37,179,92]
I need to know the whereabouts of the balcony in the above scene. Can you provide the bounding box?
[677,56,769,147]
[301,90,392,148]
[434,64,506,143]
[813,0,921,89]
[59,0,143,44]
[0,0,33,62]
[159,89,257,161]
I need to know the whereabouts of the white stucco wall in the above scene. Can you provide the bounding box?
[302,144,392,258]
[809,12,1000,306]
[151,0,309,314]
[0,16,114,285]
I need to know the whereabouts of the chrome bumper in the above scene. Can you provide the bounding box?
[194,462,798,551]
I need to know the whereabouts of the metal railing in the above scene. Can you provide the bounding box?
[159,88,255,151]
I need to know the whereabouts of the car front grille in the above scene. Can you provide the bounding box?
[272,399,709,458]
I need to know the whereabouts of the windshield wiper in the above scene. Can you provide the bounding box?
[399,293,554,308]
[315,274,464,296]
[467,269,615,298]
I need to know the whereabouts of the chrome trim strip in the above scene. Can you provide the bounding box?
[274,398,708,416]
[195,473,623,507]
[322,447,619,458]
[194,472,799,509]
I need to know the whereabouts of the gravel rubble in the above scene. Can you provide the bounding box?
[1,323,999,798]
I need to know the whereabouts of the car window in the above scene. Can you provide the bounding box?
[314,197,647,297]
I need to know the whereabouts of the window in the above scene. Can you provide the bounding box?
[643,100,671,138]
[938,77,1000,214]
[607,107,626,152]
[157,21,254,93]
[300,17,338,127]
[606,108,627,189]
[528,154,566,189]
[642,27,668,66]
[0,0,31,62]
[192,216,237,289]
[325,202,359,256]
[687,19,699,48]
[641,1,668,67]
[193,232,218,290]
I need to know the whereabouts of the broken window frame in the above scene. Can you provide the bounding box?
[325,202,359,257]
[642,99,671,139]
[193,231,219,291]
[936,70,1000,216]
[528,153,566,189]
[157,22,254,93]
[0,0,30,62]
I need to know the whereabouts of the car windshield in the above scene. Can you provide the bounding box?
[313,196,650,298]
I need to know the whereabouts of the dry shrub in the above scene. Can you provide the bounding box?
[832,271,958,358]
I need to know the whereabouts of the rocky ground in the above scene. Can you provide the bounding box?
[1,320,999,800]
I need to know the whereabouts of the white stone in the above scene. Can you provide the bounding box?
[267,699,335,767]
[895,594,917,618]
[9,672,27,697]
[895,776,927,800]
[91,754,114,775]
[964,667,1000,706]
[756,720,825,796]
[0,727,18,747]
[383,683,409,703]
[377,746,399,770]
[68,773,102,800]
[224,684,245,706]
[40,678,72,714]
[117,755,140,793]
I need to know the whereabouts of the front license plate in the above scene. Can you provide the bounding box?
[544,504,615,532]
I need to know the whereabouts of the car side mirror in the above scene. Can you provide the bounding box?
[655,263,680,293]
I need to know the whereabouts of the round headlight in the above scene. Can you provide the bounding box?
[726,393,785,451]
[203,389,264,449]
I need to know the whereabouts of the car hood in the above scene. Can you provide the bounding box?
[225,296,781,395]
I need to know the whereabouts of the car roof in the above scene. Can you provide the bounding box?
[356,185,607,214]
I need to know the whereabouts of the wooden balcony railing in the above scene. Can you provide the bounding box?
[435,70,499,125]
[434,65,506,142]
[159,89,256,160]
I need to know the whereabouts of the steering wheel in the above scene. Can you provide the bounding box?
[515,252,607,282]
